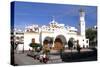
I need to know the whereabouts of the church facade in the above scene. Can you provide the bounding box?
[22,9,89,50]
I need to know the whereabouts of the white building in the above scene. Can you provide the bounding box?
[14,9,89,51]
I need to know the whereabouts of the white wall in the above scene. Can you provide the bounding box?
[77,36,89,47]
[23,31,89,50]
[24,32,40,50]
[42,32,54,45]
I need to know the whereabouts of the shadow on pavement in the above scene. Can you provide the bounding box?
[61,48,97,62]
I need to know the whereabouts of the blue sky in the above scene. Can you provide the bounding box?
[12,1,97,30]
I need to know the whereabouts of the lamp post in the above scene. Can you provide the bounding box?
[39,28,42,45]
[22,34,24,53]
[22,43,24,53]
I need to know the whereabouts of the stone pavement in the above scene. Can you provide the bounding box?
[14,52,63,66]
[14,48,95,66]
[14,53,41,65]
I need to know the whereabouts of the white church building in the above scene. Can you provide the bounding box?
[14,9,89,51]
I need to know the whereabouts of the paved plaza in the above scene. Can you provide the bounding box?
[14,48,97,66]
[14,52,63,65]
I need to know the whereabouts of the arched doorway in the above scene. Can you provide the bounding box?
[68,38,75,49]
[54,35,67,50]
[43,36,53,48]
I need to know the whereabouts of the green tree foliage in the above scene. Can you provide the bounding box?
[86,28,97,47]
[68,40,74,49]
[86,28,97,41]
[29,43,42,52]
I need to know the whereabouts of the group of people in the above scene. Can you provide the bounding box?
[29,38,51,63]
[29,38,50,55]
[29,38,81,56]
